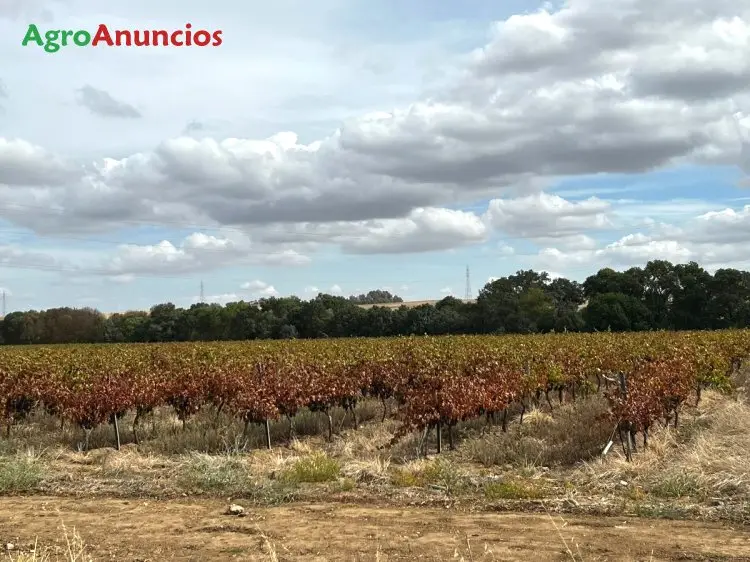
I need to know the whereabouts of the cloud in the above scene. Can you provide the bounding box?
[234,206,488,255]
[261,249,311,266]
[240,280,278,298]
[329,284,342,294]
[0,0,60,20]
[0,0,24,19]
[106,274,135,284]
[75,85,142,119]
[192,293,241,305]
[734,111,750,179]
[183,120,205,133]
[104,231,311,276]
[470,0,750,102]
[485,192,611,249]
[0,138,80,186]
[0,0,746,245]
[533,202,750,274]
[0,244,65,271]
[336,207,488,254]
[0,0,749,305]
[690,205,750,244]
[537,236,694,272]
[241,280,267,291]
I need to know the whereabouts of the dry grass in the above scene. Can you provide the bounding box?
[4,524,90,562]
[573,389,750,514]
[461,396,613,468]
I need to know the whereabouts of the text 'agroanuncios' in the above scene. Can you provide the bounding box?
[22,23,223,53]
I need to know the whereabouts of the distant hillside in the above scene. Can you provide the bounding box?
[6,298,585,320]
[93,299,475,316]
[356,299,476,309]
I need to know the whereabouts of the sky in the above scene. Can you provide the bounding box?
[0,0,749,312]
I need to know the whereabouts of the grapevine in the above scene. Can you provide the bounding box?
[0,330,747,456]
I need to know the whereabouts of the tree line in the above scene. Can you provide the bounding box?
[1,260,748,345]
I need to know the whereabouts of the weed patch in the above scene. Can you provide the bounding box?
[279,453,340,484]
[0,452,45,493]
[484,479,549,500]
[391,459,467,493]
[648,472,704,499]
[177,452,252,493]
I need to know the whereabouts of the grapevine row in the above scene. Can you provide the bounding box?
[1,331,747,454]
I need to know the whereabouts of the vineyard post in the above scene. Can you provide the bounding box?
[436,421,442,454]
[326,410,334,442]
[112,414,121,451]
[619,373,633,462]
[417,426,429,457]
[265,420,271,449]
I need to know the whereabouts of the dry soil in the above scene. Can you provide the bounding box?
[1,497,749,561]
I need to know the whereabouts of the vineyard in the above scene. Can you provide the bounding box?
[1,330,748,456]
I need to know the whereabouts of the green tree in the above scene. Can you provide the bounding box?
[642,260,678,329]
[584,293,652,331]
[518,287,556,332]
[671,262,712,330]
[707,268,750,328]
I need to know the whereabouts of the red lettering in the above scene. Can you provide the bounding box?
[89,24,221,48]
[170,30,183,46]
[91,23,114,46]
[152,30,168,45]
[133,30,150,46]
[193,30,211,46]
[114,29,131,46]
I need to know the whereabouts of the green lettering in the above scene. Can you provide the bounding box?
[21,24,43,47]
[62,30,73,46]
[44,29,60,53]
[73,30,91,46]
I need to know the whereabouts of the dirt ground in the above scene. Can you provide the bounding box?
[1,497,749,561]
